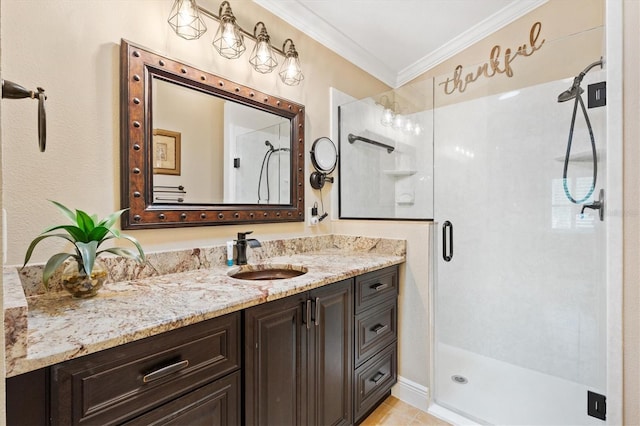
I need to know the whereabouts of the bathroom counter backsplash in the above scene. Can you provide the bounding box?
[5,234,405,377]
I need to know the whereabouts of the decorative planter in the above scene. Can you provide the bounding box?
[61,260,108,298]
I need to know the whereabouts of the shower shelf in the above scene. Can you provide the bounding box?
[554,149,604,162]
[383,170,417,177]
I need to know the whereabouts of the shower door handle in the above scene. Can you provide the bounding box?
[443,221,453,262]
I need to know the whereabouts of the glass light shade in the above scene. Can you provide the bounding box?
[403,119,414,134]
[212,3,245,59]
[167,0,207,40]
[381,107,394,126]
[392,113,405,130]
[249,23,277,73]
[279,39,304,86]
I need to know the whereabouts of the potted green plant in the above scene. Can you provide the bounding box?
[22,200,146,298]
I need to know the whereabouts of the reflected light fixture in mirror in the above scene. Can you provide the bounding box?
[167,0,207,40]
[280,39,304,86]
[212,0,245,59]
[377,95,398,127]
[167,0,303,85]
[249,22,278,73]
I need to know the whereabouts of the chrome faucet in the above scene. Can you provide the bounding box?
[235,231,261,265]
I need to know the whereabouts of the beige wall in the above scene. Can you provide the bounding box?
[623,1,640,424]
[0,0,389,267]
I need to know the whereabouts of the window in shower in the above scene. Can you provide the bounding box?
[338,80,434,220]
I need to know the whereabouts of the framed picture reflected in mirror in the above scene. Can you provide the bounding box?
[153,129,181,175]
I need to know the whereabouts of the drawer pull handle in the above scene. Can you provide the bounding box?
[371,324,388,335]
[305,299,312,330]
[143,359,189,383]
[371,282,388,291]
[371,371,386,384]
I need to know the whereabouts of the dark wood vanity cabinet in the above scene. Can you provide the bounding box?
[6,265,400,426]
[49,312,241,426]
[353,266,399,423]
[244,278,354,426]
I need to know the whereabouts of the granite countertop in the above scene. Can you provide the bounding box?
[4,234,405,377]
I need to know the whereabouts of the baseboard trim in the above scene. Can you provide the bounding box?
[391,375,429,412]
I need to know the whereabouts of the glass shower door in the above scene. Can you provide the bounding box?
[432,72,607,424]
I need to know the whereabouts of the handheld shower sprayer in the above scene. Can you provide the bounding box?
[557,58,605,220]
[265,140,274,151]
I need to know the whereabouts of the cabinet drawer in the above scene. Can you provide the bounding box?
[355,299,397,366]
[355,266,398,314]
[354,343,397,422]
[51,312,240,426]
[123,371,240,426]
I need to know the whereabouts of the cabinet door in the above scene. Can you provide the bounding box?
[244,293,309,426]
[309,279,353,426]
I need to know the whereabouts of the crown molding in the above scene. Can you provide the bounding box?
[253,0,398,86]
[396,0,548,86]
[254,0,548,88]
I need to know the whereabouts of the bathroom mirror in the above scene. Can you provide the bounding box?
[120,39,305,229]
[309,137,337,189]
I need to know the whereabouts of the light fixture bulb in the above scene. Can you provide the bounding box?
[279,39,304,86]
[381,107,394,126]
[249,22,278,73]
[414,123,423,136]
[392,113,404,130]
[403,119,414,134]
[167,0,207,40]
[212,1,246,59]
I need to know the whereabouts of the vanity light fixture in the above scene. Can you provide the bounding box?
[167,1,303,84]
[249,22,278,74]
[212,0,245,59]
[377,95,398,127]
[392,111,405,130]
[279,39,304,86]
[167,0,207,40]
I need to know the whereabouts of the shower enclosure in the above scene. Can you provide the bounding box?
[432,28,607,424]
[232,122,290,204]
[338,24,608,425]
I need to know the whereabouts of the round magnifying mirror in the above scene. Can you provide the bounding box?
[309,137,337,190]
[310,137,337,174]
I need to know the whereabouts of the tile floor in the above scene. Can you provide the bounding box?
[360,396,451,426]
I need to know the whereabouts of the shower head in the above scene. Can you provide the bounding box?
[265,140,274,151]
[557,84,584,102]
[557,58,603,103]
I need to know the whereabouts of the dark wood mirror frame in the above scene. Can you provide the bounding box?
[120,39,305,229]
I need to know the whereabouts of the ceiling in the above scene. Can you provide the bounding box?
[254,0,547,88]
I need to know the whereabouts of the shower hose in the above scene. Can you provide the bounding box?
[562,90,597,205]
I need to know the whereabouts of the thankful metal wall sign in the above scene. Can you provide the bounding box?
[439,21,545,95]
